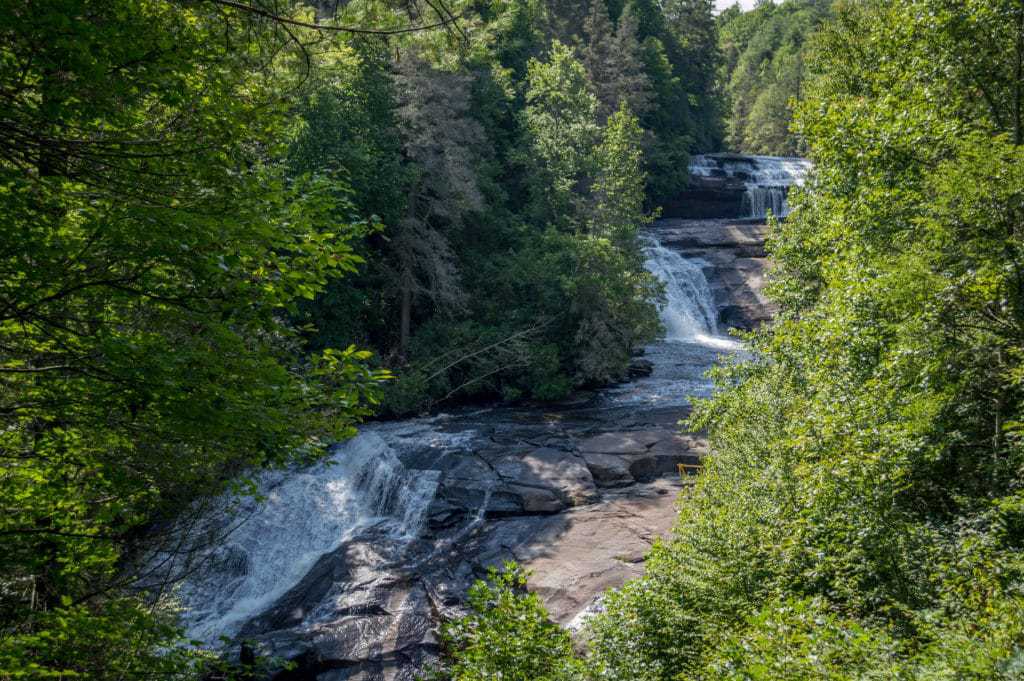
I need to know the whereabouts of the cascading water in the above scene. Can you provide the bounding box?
[150,431,440,645]
[642,238,718,343]
[608,235,739,406]
[689,154,811,219]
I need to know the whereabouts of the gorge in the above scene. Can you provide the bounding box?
[145,156,809,680]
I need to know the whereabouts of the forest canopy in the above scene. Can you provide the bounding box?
[433,1,1024,679]
[718,0,831,155]
[0,0,722,677]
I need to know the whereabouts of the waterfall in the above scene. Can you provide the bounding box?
[608,234,738,406]
[642,237,721,344]
[742,186,789,219]
[689,154,811,219]
[151,431,440,645]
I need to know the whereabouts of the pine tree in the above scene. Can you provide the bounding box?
[611,7,654,120]
[393,56,486,357]
[545,0,594,42]
[663,0,723,149]
[582,0,617,118]
[583,0,652,122]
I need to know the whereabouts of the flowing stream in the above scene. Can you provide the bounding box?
[148,433,445,644]
[145,155,806,678]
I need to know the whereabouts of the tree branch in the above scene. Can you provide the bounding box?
[200,0,465,37]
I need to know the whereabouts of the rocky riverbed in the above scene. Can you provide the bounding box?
[142,205,793,680]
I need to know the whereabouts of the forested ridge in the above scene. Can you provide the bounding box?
[5,0,1024,679]
[718,0,829,156]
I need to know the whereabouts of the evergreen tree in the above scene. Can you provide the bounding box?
[582,0,618,117]
[663,0,722,148]
[611,7,654,119]
[393,56,486,357]
[584,1,653,122]
[545,0,595,43]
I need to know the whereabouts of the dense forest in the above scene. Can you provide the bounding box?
[718,0,829,155]
[435,1,1024,679]
[4,0,1024,679]
[0,0,719,676]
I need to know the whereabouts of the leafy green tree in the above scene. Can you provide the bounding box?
[523,41,601,226]
[0,1,388,676]
[590,105,652,242]
[289,39,411,357]
[425,564,586,681]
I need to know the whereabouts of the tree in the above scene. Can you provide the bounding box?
[426,564,586,681]
[583,1,653,122]
[589,105,653,242]
[582,0,618,115]
[0,2,388,676]
[522,41,601,227]
[572,105,661,383]
[392,56,487,358]
[288,39,411,363]
[662,0,722,147]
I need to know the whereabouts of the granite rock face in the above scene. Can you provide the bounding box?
[185,208,779,681]
[229,409,704,681]
[653,218,777,331]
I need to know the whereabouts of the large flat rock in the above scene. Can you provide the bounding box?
[465,479,685,625]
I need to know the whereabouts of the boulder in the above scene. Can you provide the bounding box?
[627,358,654,378]
[582,452,635,487]
[493,448,599,508]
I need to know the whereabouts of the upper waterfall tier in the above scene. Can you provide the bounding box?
[664,153,811,220]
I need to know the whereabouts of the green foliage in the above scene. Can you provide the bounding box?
[296,17,667,414]
[591,105,654,242]
[718,0,831,155]
[0,1,390,675]
[523,41,602,226]
[568,1,1024,679]
[540,0,723,206]
[425,564,586,681]
[0,598,199,679]
[582,1,653,122]
[706,598,902,680]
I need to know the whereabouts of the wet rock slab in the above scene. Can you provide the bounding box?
[234,414,706,680]
[204,213,774,680]
[651,218,776,330]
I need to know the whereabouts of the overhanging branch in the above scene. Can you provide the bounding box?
[201,0,464,37]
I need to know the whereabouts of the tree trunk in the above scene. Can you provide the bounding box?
[1016,5,1024,145]
[399,275,412,362]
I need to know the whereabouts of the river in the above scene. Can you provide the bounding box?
[140,154,809,680]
